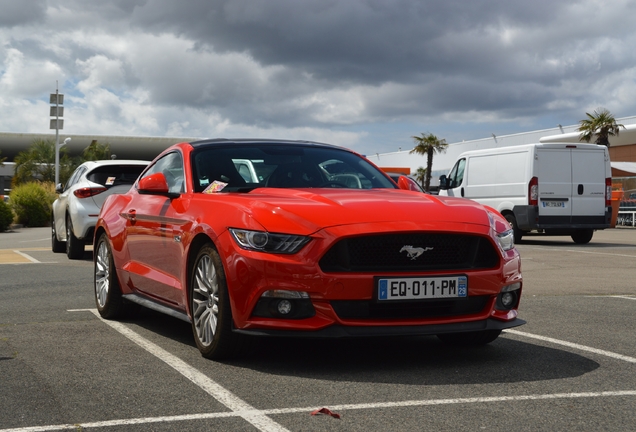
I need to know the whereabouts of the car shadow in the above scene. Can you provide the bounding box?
[128,309,600,387]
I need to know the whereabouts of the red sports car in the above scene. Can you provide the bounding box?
[94,139,524,359]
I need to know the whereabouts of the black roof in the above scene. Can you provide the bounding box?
[189,138,343,150]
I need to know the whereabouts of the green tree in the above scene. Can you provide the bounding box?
[577,108,625,148]
[414,166,427,190]
[83,140,111,161]
[12,139,78,186]
[410,133,448,192]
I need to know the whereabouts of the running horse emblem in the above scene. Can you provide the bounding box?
[400,245,434,260]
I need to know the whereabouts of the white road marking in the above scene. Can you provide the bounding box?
[587,295,636,301]
[74,309,289,432]
[2,390,635,432]
[13,250,40,263]
[505,329,636,363]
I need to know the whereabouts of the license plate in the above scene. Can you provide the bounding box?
[542,201,565,208]
[377,276,467,301]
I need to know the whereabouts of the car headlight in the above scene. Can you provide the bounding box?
[496,229,515,251]
[487,210,515,251]
[229,228,311,254]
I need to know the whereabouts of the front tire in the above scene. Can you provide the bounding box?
[190,244,247,359]
[437,330,502,346]
[66,214,85,259]
[94,233,125,319]
[51,215,65,253]
[571,229,593,244]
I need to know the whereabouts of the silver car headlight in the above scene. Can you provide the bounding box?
[229,228,311,254]
[496,229,515,251]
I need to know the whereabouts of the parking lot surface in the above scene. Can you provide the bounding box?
[0,227,635,431]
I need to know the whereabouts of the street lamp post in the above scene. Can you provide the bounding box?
[50,84,66,186]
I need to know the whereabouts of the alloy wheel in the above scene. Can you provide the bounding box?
[192,254,219,347]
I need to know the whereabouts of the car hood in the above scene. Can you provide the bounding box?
[225,188,494,235]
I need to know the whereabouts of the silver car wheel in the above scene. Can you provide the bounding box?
[94,240,110,308]
[192,254,219,347]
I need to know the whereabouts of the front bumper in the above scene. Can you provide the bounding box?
[234,317,526,338]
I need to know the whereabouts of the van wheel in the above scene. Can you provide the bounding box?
[504,214,523,243]
[572,229,593,244]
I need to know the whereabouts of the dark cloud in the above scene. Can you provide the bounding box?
[0,0,47,27]
[1,0,636,153]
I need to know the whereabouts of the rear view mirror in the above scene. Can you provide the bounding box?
[137,172,179,198]
[397,175,422,192]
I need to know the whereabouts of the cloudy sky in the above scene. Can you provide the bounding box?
[1,0,635,155]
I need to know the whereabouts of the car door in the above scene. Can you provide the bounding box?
[444,158,467,197]
[536,148,573,220]
[54,165,87,240]
[123,152,190,306]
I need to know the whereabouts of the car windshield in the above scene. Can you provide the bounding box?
[87,165,147,188]
[191,144,397,192]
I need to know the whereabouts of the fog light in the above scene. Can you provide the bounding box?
[500,292,515,308]
[277,299,292,315]
[496,290,518,311]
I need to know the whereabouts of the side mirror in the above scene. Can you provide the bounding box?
[397,175,422,192]
[55,183,63,194]
[138,172,174,196]
[438,175,448,190]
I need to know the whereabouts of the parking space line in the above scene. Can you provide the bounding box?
[74,309,289,432]
[505,329,636,363]
[587,295,636,301]
[2,390,635,432]
[13,250,41,263]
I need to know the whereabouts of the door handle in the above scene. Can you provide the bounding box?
[461,187,464,197]
[127,209,136,224]
[578,184,584,195]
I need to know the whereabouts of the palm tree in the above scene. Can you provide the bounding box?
[577,108,625,148]
[414,166,426,190]
[410,133,448,192]
[82,140,111,161]
[12,139,78,186]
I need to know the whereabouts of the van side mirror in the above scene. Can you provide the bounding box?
[438,175,448,190]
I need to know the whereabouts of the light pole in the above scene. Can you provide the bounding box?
[55,137,71,186]
[50,83,66,186]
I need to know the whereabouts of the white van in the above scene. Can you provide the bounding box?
[438,143,612,244]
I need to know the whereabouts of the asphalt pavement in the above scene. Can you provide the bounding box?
[0,227,635,431]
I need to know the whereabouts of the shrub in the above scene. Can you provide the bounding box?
[9,182,55,227]
[0,199,13,232]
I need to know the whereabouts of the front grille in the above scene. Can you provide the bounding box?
[331,296,490,320]
[319,233,499,272]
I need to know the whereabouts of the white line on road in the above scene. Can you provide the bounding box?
[72,309,289,432]
[2,390,635,432]
[505,329,636,363]
[12,250,40,263]
[587,295,636,301]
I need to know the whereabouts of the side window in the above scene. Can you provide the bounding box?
[64,166,86,192]
[140,152,185,194]
[448,158,466,188]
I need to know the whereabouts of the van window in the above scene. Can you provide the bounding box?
[448,158,466,188]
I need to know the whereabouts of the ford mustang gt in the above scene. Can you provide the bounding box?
[94,139,524,359]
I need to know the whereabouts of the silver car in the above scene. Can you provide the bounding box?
[52,159,149,259]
